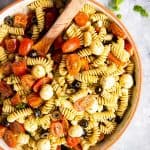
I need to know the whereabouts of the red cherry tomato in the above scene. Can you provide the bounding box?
[9,121,25,134]
[74,12,89,27]
[33,77,51,92]
[50,122,64,137]
[66,54,81,75]
[5,38,18,53]
[0,125,6,138]
[62,37,80,53]
[3,129,17,148]
[66,136,80,148]
[19,38,33,56]
[11,93,21,106]
[12,60,27,76]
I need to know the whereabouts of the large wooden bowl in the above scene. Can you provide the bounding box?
[0,0,142,149]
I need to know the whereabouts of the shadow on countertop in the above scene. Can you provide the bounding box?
[0,0,14,10]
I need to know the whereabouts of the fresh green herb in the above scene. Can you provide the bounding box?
[133,5,149,17]
[116,14,122,19]
[16,103,27,109]
[110,0,124,11]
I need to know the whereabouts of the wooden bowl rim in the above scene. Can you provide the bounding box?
[0,0,142,150]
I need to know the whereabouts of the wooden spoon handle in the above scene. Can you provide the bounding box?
[45,0,87,40]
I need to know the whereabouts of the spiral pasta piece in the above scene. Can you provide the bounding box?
[0,25,8,42]
[0,46,8,63]
[7,108,33,122]
[78,48,92,57]
[83,31,92,47]
[4,74,21,85]
[28,0,53,10]
[81,4,96,15]
[90,13,108,22]
[38,115,51,130]
[32,25,40,41]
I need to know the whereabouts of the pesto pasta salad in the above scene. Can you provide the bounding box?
[0,0,135,150]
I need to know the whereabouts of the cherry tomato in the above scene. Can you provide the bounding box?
[73,99,86,112]
[61,116,69,135]
[11,93,21,106]
[3,129,17,148]
[66,136,80,148]
[0,125,6,138]
[9,121,25,134]
[95,26,100,33]
[54,35,64,50]
[21,74,36,90]
[62,37,80,53]
[66,54,81,75]
[12,60,27,76]
[56,146,61,150]
[14,13,28,28]
[125,39,133,56]
[33,77,51,92]
[5,38,18,53]
[19,38,33,56]
[73,144,82,150]
[50,122,64,137]
[0,81,13,98]
[27,93,43,108]
[74,12,89,27]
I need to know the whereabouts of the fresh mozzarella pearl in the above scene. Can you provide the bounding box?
[91,41,104,56]
[40,84,53,100]
[68,125,84,137]
[101,76,116,90]
[37,139,51,150]
[86,98,99,114]
[32,65,46,79]
[17,133,29,145]
[120,74,134,89]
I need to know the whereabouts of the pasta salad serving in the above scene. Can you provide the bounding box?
[0,0,135,150]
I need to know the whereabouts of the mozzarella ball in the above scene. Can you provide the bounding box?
[32,65,46,79]
[17,133,30,145]
[86,98,98,114]
[68,125,84,137]
[91,42,104,56]
[37,139,51,150]
[119,74,134,89]
[40,84,53,100]
[101,76,116,90]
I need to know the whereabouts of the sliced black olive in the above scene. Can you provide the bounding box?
[4,16,13,26]
[71,80,81,89]
[112,36,118,43]
[79,119,88,128]
[51,111,61,121]
[28,50,38,58]
[61,145,71,150]
[34,108,41,117]
[1,118,10,127]
[115,116,122,124]
[41,132,49,139]
[95,86,102,94]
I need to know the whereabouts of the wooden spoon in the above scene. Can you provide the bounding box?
[32,0,87,56]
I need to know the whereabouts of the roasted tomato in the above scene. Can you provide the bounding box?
[5,38,18,53]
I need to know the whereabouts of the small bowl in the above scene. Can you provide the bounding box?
[0,0,142,150]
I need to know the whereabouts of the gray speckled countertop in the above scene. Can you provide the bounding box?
[0,0,150,150]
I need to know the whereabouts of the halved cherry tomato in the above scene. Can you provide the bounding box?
[18,38,33,56]
[27,93,43,108]
[66,54,81,75]
[21,74,36,90]
[0,81,13,98]
[61,116,69,135]
[14,13,28,28]
[12,60,27,76]
[33,77,51,92]
[66,136,80,148]
[73,99,86,112]
[74,12,89,27]
[50,122,64,137]
[108,53,125,66]
[125,39,133,56]
[9,121,25,134]
[62,37,80,53]
[0,126,6,138]
[3,129,17,148]
[56,146,61,150]
[81,58,89,71]
[45,7,58,30]
[5,39,18,53]
[11,93,21,106]
[54,35,64,50]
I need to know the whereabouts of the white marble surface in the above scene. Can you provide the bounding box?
[99,0,150,150]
